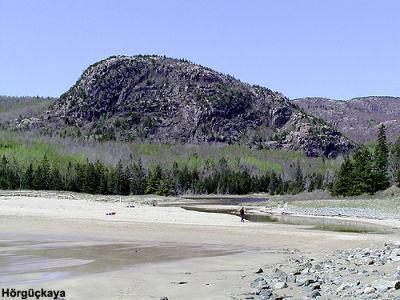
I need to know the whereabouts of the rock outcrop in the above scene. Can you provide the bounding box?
[44,55,353,157]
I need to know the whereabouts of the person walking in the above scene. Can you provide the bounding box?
[240,207,245,222]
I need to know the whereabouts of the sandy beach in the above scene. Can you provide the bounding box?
[0,195,399,299]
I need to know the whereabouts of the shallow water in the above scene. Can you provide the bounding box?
[159,196,268,206]
[0,237,239,285]
[183,196,269,204]
[182,206,389,234]
[246,214,388,233]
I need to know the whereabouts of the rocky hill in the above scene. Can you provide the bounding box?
[294,96,400,142]
[37,55,353,157]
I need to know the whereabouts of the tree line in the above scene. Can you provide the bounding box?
[0,153,326,196]
[331,125,400,196]
[7,125,400,196]
[3,126,396,197]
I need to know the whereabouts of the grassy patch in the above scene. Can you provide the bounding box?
[0,139,84,169]
[288,197,400,214]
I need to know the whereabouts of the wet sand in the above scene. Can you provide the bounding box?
[0,196,399,299]
[0,234,241,286]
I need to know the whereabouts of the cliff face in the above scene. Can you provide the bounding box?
[45,55,353,157]
[294,96,400,142]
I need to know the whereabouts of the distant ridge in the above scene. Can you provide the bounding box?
[294,96,400,142]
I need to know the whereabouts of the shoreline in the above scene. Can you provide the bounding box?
[0,194,399,299]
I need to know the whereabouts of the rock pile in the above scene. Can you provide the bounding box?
[242,243,400,299]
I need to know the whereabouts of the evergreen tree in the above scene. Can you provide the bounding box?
[393,137,400,161]
[213,158,231,194]
[177,164,191,192]
[390,136,400,182]
[121,166,131,195]
[107,168,117,195]
[50,167,63,190]
[257,172,270,193]
[94,160,108,194]
[294,162,304,193]
[82,161,97,194]
[269,171,278,195]
[98,168,109,195]
[308,176,315,192]
[22,163,34,189]
[145,165,163,194]
[373,124,390,191]
[74,163,87,192]
[130,161,146,194]
[331,158,354,196]
[235,170,252,194]
[314,173,324,190]
[351,147,374,195]
[156,171,176,196]
[276,175,284,195]
[114,160,125,195]
[0,156,9,189]
[65,162,78,192]
[40,155,51,190]
[7,158,21,189]
[32,157,50,191]
[33,165,44,190]
[307,173,324,192]
[283,180,291,193]
[397,170,400,188]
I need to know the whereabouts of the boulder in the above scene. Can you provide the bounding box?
[273,282,288,290]
[309,290,321,298]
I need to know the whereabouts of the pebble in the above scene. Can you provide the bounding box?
[365,257,374,265]
[273,282,287,289]
[363,286,376,294]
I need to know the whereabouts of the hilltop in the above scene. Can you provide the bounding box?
[29,55,352,157]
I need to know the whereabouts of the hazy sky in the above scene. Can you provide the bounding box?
[1,0,399,99]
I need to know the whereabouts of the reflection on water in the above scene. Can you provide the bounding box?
[183,206,389,234]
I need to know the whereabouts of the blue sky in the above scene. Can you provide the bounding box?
[1,0,399,99]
